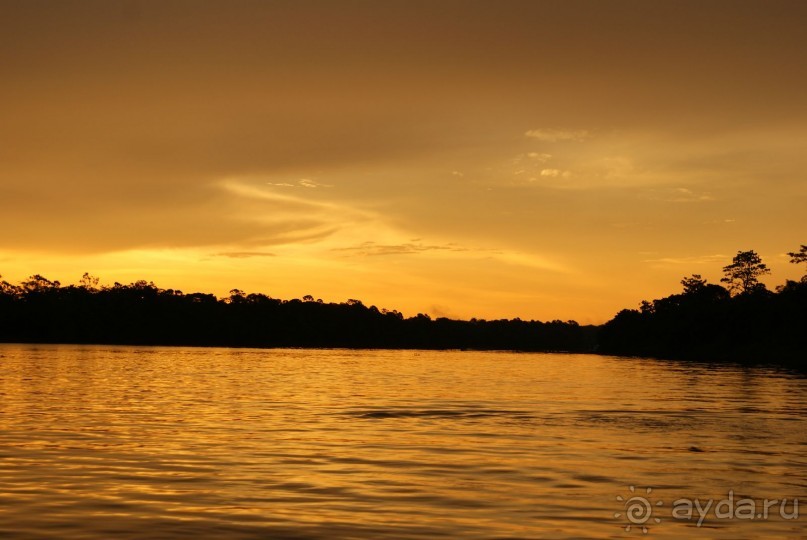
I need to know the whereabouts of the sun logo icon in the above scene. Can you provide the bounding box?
[614,486,663,534]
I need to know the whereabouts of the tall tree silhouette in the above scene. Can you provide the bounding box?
[720,250,770,295]
[80,272,100,291]
[680,274,708,295]
[788,245,807,281]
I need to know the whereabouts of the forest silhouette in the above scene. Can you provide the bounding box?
[1,246,804,363]
[0,273,595,352]
[599,247,806,363]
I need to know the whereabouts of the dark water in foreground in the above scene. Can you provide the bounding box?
[0,345,805,539]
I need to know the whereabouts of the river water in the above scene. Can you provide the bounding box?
[0,345,804,539]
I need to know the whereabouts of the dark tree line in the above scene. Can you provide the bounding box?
[2,247,804,362]
[598,248,807,364]
[0,274,596,352]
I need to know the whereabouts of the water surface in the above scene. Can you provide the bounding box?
[1,345,805,538]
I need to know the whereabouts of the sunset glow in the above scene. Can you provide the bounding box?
[2,1,805,323]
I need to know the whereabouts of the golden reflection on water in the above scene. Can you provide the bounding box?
[0,345,805,539]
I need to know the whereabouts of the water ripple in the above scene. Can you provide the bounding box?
[1,345,806,539]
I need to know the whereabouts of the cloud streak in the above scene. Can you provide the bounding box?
[215,251,277,259]
[332,241,470,257]
[525,129,591,142]
[643,254,729,266]
[267,179,333,189]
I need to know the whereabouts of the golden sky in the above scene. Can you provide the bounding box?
[1,1,805,323]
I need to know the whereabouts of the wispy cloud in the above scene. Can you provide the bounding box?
[217,178,377,247]
[267,179,332,188]
[643,254,728,265]
[332,241,470,257]
[298,178,331,188]
[645,187,715,203]
[331,240,567,275]
[525,128,591,142]
[222,179,358,214]
[671,187,714,202]
[538,168,571,178]
[512,152,553,164]
[703,218,736,224]
[216,251,276,259]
